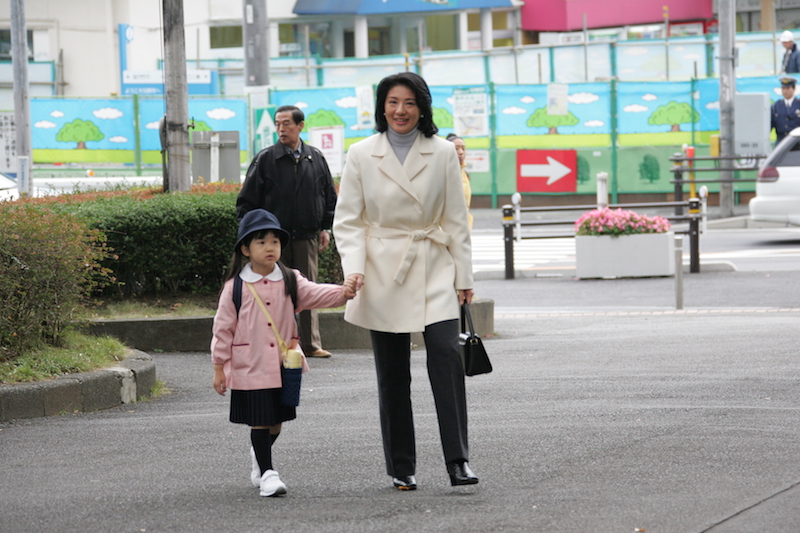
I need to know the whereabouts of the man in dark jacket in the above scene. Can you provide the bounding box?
[771,76,800,145]
[781,31,800,74]
[237,105,338,357]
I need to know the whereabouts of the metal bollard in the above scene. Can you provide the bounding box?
[689,198,700,273]
[596,172,608,209]
[673,153,684,216]
[502,205,515,280]
[675,235,684,310]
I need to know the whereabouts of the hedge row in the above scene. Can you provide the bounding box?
[0,205,111,360]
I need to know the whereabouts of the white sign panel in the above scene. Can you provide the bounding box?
[465,149,490,173]
[123,70,211,84]
[547,84,569,116]
[0,113,16,174]
[355,85,375,131]
[309,126,345,177]
[453,87,489,137]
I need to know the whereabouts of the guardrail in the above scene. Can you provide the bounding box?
[669,153,767,216]
[501,173,704,279]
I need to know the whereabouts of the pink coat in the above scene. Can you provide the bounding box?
[211,270,345,390]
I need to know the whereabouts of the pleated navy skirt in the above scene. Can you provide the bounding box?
[229,388,297,426]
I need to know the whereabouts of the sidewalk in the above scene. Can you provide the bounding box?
[1,242,799,532]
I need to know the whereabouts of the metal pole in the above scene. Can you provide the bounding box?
[596,172,608,209]
[243,0,270,86]
[718,0,736,217]
[674,235,684,310]
[11,0,32,169]
[583,13,589,82]
[689,198,701,273]
[673,154,684,216]
[163,0,191,192]
[503,205,515,280]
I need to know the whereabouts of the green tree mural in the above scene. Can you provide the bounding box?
[647,101,699,132]
[526,107,579,134]
[191,120,212,131]
[433,107,453,128]
[304,109,345,129]
[56,119,104,149]
[639,154,661,183]
[577,154,590,184]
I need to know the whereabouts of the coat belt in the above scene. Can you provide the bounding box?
[366,225,452,284]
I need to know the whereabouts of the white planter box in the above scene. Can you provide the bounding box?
[575,232,675,279]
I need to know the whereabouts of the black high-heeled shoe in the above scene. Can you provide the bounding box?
[392,475,417,491]
[447,460,479,486]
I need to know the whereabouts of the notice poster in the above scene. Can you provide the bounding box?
[309,125,344,177]
[355,85,375,131]
[0,113,16,174]
[453,87,489,137]
[547,84,569,116]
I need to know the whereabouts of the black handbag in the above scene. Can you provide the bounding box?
[460,302,492,376]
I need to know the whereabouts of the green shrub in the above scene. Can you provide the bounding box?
[40,185,343,296]
[0,205,112,361]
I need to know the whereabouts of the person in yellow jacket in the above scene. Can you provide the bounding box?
[446,133,472,230]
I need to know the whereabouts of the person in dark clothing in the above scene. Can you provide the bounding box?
[771,76,800,145]
[781,30,800,74]
[237,105,338,358]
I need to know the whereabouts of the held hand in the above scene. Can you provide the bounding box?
[319,230,331,252]
[458,289,474,306]
[347,273,365,292]
[342,279,357,300]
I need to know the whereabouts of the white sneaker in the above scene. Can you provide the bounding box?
[250,447,261,488]
[259,469,287,497]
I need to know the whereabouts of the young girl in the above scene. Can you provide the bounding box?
[211,209,356,497]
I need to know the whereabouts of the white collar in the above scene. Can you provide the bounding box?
[786,96,796,106]
[239,262,284,283]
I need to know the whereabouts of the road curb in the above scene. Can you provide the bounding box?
[0,349,156,423]
[87,299,496,352]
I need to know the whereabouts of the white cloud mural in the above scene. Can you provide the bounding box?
[34,120,57,129]
[706,101,720,110]
[623,104,649,113]
[642,94,658,101]
[335,96,358,108]
[50,110,64,118]
[145,121,161,129]
[568,92,599,104]
[109,136,129,143]
[502,106,527,115]
[584,120,605,127]
[93,107,124,120]
[520,96,536,104]
[294,101,309,109]
[206,107,236,120]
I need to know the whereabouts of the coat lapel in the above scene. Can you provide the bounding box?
[403,134,432,183]
[374,133,420,203]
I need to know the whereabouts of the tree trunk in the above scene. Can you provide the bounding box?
[670,124,681,132]
[77,142,86,149]
[548,127,558,134]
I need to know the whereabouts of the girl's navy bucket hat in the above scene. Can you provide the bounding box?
[236,209,290,250]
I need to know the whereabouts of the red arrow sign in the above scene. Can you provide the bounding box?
[516,150,577,193]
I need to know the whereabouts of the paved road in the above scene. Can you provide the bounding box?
[2,210,800,532]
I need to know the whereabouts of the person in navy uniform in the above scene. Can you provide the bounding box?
[771,76,800,145]
[780,31,800,74]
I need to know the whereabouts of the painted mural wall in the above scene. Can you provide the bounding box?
[30,75,782,198]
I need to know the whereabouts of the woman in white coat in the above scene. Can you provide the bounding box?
[333,72,477,490]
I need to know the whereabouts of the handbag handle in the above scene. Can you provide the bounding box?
[246,282,289,358]
[460,302,476,337]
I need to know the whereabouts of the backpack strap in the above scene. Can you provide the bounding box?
[233,275,243,316]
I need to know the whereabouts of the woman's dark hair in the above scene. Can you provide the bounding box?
[222,229,298,310]
[375,72,438,138]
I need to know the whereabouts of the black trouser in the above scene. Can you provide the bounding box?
[370,319,469,478]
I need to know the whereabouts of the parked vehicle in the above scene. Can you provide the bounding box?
[752,128,800,225]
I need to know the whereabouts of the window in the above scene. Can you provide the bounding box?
[210,26,242,49]
[0,29,33,60]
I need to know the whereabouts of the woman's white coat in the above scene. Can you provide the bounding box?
[333,131,473,333]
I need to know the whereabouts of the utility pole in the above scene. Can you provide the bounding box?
[243,0,270,87]
[11,0,32,195]
[162,0,191,192]
[718,0,736,218]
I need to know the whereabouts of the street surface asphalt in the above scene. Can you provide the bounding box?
[1,208,799,533]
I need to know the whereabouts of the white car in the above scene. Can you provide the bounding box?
[752,128,800,225]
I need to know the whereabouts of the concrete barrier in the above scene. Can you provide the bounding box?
[87,299,495,352]
[0,350,156,423]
